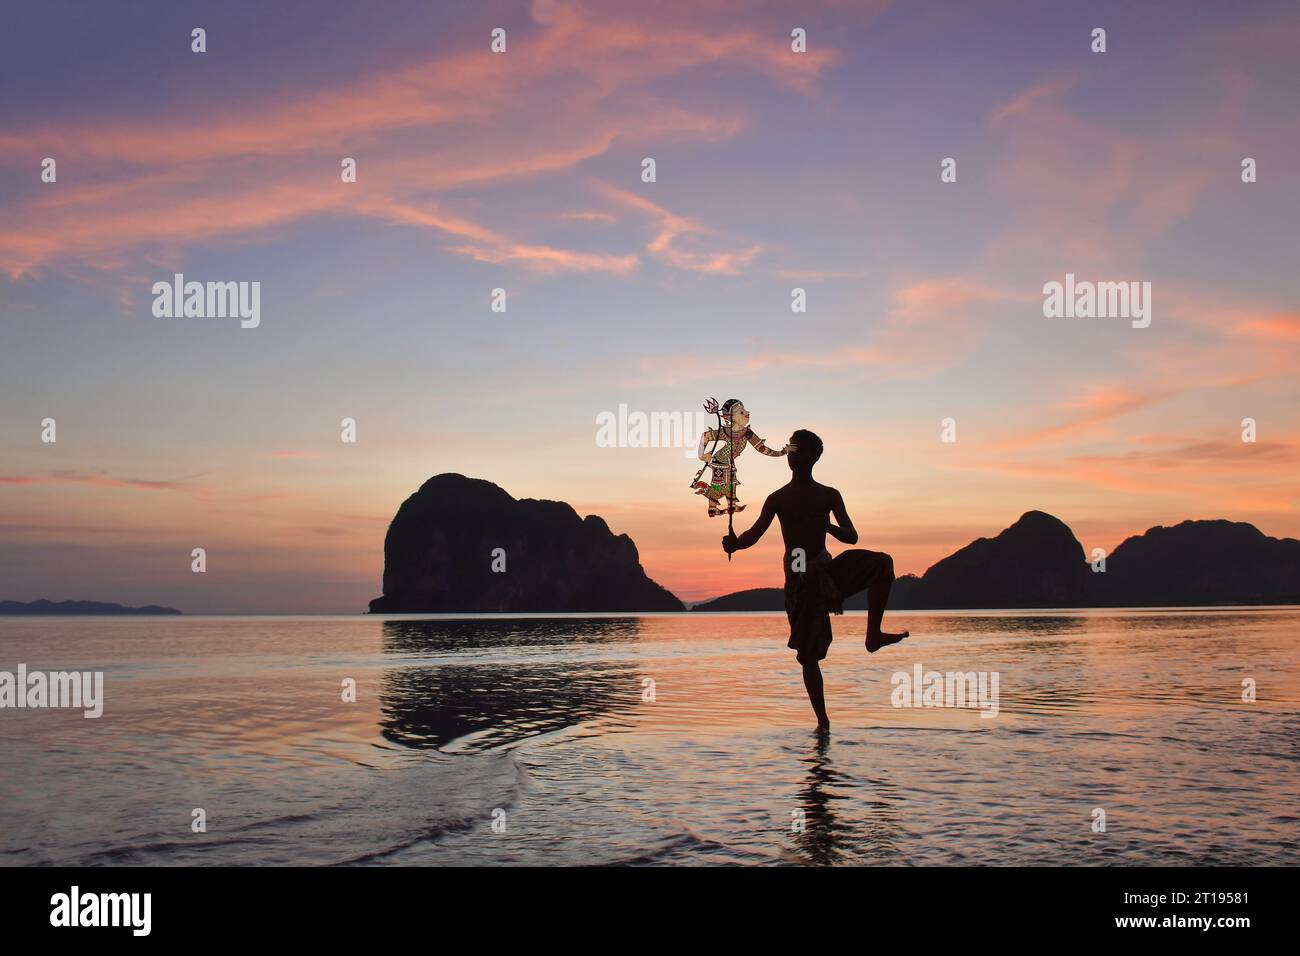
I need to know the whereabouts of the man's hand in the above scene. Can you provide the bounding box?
[781,442,798,455]
[829,489,858,545]
[723,491,778,555]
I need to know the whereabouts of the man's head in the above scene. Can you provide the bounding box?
[788,428,823,473]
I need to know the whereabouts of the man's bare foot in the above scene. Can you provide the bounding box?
[816,721,830,734]
[866,629,909,653]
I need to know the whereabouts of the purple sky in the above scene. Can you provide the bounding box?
[2,0,1298,611]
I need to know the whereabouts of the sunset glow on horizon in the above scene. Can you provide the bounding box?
[2,0,1298,612]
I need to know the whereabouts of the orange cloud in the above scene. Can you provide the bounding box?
[997,386,1176,450]
[1238,313,1300,342]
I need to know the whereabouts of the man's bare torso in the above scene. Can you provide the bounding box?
[770,479,840,560]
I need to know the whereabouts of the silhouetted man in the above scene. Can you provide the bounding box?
[723,429,907,730]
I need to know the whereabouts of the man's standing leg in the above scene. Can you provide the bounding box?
[788,572,833,730]
[801,660,830,730]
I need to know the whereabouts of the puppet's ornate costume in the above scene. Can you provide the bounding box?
[692,399,786,517]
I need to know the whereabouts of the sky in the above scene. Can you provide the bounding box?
[1,0,1298,612]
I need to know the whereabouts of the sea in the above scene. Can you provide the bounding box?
[1,609,1296,866]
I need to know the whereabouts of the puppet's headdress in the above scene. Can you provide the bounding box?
[704,397,743,420]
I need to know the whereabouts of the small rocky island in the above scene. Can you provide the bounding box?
[0,599,182,615]
[368,474,684,613]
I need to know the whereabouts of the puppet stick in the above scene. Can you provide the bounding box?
[691,399,723,488]
[727,456,735,562]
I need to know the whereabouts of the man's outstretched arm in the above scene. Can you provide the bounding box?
[828,489,858,545]
[723,493,778,553]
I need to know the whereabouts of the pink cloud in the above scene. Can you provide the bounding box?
[0,472,196,493]
[0,3,844,280]
[990,72,1082,125]
[599,185,762,275]
[980,65,1261,273]
[745,276,1031,375]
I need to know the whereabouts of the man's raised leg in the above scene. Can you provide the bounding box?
[865,571,908,653]
[833,550,909,652]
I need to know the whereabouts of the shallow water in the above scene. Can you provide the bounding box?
[1,610,1297,865]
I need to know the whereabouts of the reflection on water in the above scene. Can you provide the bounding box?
[932,615,1089,637]
[380,618,642,751]
[382,616,642,654]
[0,609,1296,865]
[793,736,840,864]
[790,734,903,865]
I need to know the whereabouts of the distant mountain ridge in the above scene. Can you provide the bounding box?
[369,474,683,613]
[0,599,182,615]
[692,512,1300,611]
[1093,519,1300,607]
